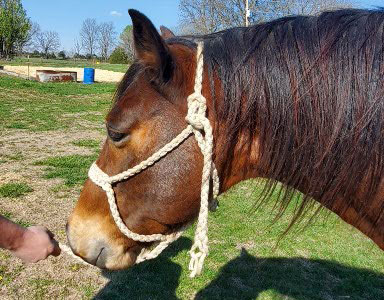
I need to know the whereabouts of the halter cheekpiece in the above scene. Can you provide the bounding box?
[82,42,219,278]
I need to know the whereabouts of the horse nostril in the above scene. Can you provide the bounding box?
[107,127,128,142]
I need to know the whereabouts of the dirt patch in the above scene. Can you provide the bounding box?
[0,128,105,228]
[3,65,125,83]
[1,129,104,160]
[0,173,25,185]
[0,128,108,299]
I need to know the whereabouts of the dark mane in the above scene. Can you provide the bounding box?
[199,8,384,229]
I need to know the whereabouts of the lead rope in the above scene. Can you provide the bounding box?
[60,41,219,278]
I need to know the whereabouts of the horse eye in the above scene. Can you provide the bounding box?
[107,127,128,143]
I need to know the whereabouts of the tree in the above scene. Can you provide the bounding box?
[34,30,60,58]
[80,18,99,57]
[0,0,31,58]
[119,25,134,61]
[31,49,40,57]
[179,0,237,34]
[21,21,40,53]
[109,47,129,64]
[98,22,116,61]
[255,0,354,20]
[179,0,354,34]
[72,38,82,58]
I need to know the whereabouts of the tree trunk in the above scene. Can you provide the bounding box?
[0,40,3,58]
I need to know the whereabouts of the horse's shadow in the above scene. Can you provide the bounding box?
[94,240,384,300]
[94,237,192,300]
[196,249,384,300]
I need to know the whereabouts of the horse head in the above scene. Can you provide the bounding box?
[66,10,215,269]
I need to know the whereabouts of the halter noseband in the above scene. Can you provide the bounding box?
[85,42,219,277]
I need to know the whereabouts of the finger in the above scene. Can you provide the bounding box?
[28,225,46,232]
[45,230,55,239]
[50,240,61,257]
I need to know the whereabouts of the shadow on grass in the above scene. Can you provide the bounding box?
[94,243,384,300]
[94,237,192,300]
[196,249,384,300]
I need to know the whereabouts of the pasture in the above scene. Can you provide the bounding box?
[0,57,128,73]
[0,74,383,299]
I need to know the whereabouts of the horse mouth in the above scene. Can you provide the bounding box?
[94,247,106,268]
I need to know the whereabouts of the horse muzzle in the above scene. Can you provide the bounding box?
[66,216,140,270]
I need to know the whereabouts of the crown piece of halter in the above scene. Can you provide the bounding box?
[60,41,220,278]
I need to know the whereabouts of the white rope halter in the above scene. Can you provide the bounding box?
[61,42,220,278]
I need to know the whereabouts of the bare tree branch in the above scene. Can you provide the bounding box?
[34,30,60,58]
[80,18,99,57]
[119,25,134,61]
[73,38,82,58]
[179,0,355,34]
[98,22,116,61]
[20,21,40,53]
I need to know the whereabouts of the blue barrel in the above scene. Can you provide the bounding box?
[83,68,95,84]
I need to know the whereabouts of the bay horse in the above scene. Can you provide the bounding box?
[66,8,384,270]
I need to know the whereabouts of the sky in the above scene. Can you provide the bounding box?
[22,0,384,52]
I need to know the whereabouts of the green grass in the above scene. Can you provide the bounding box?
[72,139,101,150]
[5,122,29,129]
[0,74,116,96]
[0,74,113,131]
[0,57,129,73]
[0,75,383,299]
[0,183,33,198]
[0,264,24,287]
[0,209,31,228]
[28,278,56,300]
[35,154,98,186]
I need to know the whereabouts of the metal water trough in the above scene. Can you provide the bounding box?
[36,70,77,82]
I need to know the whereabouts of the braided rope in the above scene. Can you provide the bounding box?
[60,41,219,278]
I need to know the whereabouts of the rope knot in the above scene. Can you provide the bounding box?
[186,93,208,130]
[187,92,206,106]
[188,241,208,278]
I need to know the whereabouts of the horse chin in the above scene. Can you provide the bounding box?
[100,250,138,270]
[94,244,142,270]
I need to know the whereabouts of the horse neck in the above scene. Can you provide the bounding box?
[214,127,384,251]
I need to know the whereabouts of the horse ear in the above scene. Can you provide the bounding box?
[128,9,173,82]
[160,26,175,39]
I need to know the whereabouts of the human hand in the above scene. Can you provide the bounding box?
[11,226,61,263]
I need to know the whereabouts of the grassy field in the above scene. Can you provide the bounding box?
[0,74,383,299]
[0,57,128,73]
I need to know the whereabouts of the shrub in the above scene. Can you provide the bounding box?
[73,53,86,59]
[85,53,98,60]
[46,52,56,59]
[58,50,66,59]
[109,47,129,64]
[31,50,41,58]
